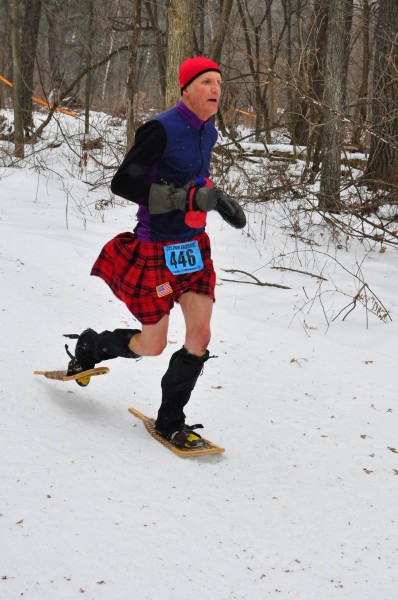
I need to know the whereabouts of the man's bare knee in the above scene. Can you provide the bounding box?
[185,329,211,356]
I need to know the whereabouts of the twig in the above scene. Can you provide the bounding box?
[88,153,118,169]
[332,283,392,324]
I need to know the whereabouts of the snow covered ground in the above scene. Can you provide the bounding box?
[1,112,397,600]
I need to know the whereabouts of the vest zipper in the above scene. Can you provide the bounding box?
[197,123,205,176]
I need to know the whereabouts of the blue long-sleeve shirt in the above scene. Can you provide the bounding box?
[111,101,218,242]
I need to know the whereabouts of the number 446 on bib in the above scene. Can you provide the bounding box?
[163,240,204,275]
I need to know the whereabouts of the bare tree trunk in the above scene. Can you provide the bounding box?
[363,0,398,187]
[126,0,142,148]
[84,0,94,135]
[209,0,233,63]
[293,0,328,154]
[236,0,269,141]
[101,33,114,102]
[319,0,346,211]
[10,0,24,157]
[144,0,166,99]
[20,0,42,133]
[164,0,195,110]
[265,0,274,139]
[284,0,299,143]
[0,2,11,110]
[341,0,353,108]
[196,0,205,55]
[102,2,120,103]
[352,0,371,149]
[44,3,65,104]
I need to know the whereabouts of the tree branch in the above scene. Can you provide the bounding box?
[221,269,291,289]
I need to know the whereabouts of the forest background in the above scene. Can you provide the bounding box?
[1,0,398,234]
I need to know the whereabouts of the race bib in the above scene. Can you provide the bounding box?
[163,240,204,275]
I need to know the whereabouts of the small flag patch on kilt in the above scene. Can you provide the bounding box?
[156,282,173,298]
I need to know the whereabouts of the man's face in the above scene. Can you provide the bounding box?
[182,72,222,121]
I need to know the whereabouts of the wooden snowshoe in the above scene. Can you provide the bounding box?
[129,407,225,458]
[34,367,109,386]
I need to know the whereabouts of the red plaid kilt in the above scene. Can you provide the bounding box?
[91,231,216,324]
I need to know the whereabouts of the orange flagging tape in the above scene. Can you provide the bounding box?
[234,108,256,118]
[0,74,79,117]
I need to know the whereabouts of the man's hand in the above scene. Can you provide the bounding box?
[185,177,218,212]
[148,178,217,214]
[215,190,246,229]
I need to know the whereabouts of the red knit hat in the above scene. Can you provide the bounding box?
[179,57,221,91]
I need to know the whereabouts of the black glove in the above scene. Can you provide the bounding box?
[216,191,246,229]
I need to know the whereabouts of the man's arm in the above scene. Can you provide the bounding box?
[111,120,167,205]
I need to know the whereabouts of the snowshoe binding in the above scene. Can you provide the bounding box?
[64,338,95,387]
[166,424,206,449]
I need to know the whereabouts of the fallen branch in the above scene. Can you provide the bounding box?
[221,269,291,289]
[271,266,328,281]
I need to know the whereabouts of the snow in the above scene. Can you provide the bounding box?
[1,112,397,600]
